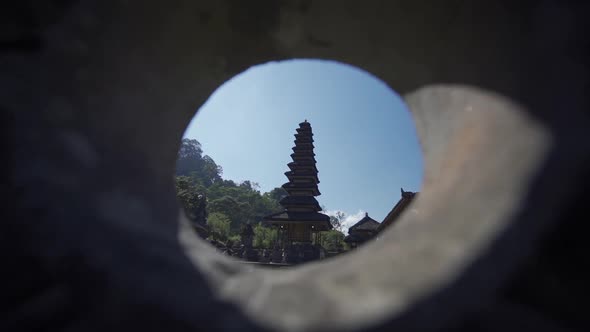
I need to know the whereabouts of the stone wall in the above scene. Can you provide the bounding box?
[3,1,590,331]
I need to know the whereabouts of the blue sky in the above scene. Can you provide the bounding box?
[183,59,423,231]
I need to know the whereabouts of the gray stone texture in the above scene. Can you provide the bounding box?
[3,1,589,331]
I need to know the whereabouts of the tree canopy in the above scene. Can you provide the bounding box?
[175,138,287,245]
[176,139,222,187]
[321,230,346,252]
[207,212,231,242]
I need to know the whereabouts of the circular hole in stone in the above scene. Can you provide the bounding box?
[175,59,422,266]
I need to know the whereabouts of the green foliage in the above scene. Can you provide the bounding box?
[208,196,243,229]
[175,138,286,241]
[176,139,350,250]
[329,211,346,232]
[227,234,241,246]
[264,187,288,203]
[207,212,231,242]
[176,139,203,176]
[175,176,207,225]
[176,138,222,187]
[321,230,346,252]
[206,181,282,232]
[253,223,278,249]
[199,155,223,186]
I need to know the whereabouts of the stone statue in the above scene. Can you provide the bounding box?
[240,223,254,248]
[271,244,283,264]
[240,224,258,262]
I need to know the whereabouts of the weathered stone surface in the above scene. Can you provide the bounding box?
[3,1,589,331]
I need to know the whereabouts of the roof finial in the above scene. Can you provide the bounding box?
[304,119,307,122]
[365,212,368,217]
[401,187,405,195]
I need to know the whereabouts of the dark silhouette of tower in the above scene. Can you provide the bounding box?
[263,120,332,248]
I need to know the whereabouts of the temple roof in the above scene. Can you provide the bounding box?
[285,176,319,185]
[263,211,331,230]
[292,145,315,152]
[282,182,321,195]
[348,212,381,232]
[376,188,417,233]
[293,140,314,146]
[280,196,321,210]
[291,152,316,159]
[294,133,313,140]
[285,169,319,179]
[288,160,317,168]
[288,159,317,165]
[296,128,312,134]
[343,233,373,243]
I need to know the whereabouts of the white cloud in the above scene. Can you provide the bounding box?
[324,209,366,235]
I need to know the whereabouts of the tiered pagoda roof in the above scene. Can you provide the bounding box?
[263,120,331,231]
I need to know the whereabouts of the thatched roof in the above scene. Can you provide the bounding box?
[262,211,332,230]
[348,212,381,233]
[282,182,321,196]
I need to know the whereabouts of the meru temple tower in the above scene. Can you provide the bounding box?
[263,120,332,262]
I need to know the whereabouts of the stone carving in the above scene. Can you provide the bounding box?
[240,224,254,248]
[240,224,259,262]
[260,249,271,264]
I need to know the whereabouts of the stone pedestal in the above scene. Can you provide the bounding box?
[235,245,245,259]
[271,248,283,263]
[242,248,259,262]
[260,249,271,263]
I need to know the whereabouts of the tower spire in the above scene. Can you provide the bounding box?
[278,120,322,211]
[263,121,332,253]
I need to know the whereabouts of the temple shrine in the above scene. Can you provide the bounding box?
[343,212,380,248]
[344,188,418,249]
[263,120,332,263]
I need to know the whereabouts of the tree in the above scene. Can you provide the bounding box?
[227,234,241,246]
[208,196,253,231]
[176,139,203,176]
[174,138,296,241]
[176,139,222,188]
[253,223,278,249]
[199,155,223,186]
[329,211,346,232]
[321,230,346,252]
[207,212,231,242]
[265,187,288,204]
[239,180,259,192]
[177,138,203,159]
[175,176,207,225]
